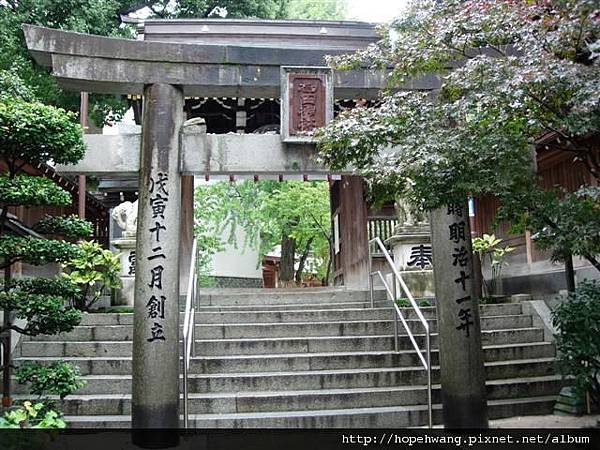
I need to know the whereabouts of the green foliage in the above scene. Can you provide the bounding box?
[419,299,432,307]
[0,290,81,336]
[0,0,134,123]
[15,362,86,400]
[147,0,289,19]
[0,97,86,165]
[3,277,81,299]
[498,186,600,267]
[194,180,331,283]
[287,0,347,20]
[0,235,82,266]
[62,240,122,311]
[0,69,35,102]
[0,401,66,429]
[317,0,599,248]
[396,298,410,307]
[472,233,514,297]
[0,175,71,207]
[0,1,305,124]
[35,214,93,240]
[552,280,600,407]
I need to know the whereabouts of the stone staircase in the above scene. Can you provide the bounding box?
[12,288,562,427]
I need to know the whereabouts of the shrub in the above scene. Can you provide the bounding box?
[15,362,86,400]
[551,280,600,407]
[35,214,93,240]
[62,241,121,311]
[0,401,66,429]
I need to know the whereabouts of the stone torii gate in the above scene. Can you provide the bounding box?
[22,22,487,431]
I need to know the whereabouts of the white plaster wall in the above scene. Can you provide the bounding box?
[210,226,262,279]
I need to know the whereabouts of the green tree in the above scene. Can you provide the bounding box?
[317,0,599,274]
[0,1,293,125]
[194,181,332,286]
[287,0,347,20]
[0,72,89,407]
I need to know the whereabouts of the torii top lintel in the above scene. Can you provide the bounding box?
[23,22,438,99]
[22,23,398,99]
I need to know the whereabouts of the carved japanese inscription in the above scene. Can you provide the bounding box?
[281,67,332,143]
[289,74,326,135]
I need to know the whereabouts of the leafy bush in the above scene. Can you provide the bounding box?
[0,97,85,165]
[419,299,432,307]
[62,241,121,311]
[552,280,600,407]
[35,214,93,240]
[472,234,514,297]
[4,277,81,299]
[0,235,82,266]
[15,362,86,400]
[0,70,35,102]
[0,401,66,429]
[0,175,72,206]
[0,291,81,336]
[396,298,410,307]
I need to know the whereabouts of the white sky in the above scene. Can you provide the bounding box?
[346,0,408,23]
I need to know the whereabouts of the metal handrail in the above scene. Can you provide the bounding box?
[368,236,432,428]
[182,238,198,428]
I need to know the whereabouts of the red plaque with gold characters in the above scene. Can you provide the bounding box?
[281,67,333,143]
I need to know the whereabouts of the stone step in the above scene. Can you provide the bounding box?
[192,315,531,339]
[197,301,384,312]
[13,342,555,376]
[62,396,557,428]
[14,358,556,394]
[32,376,563,416]
[27,315,533,342]
[78,303,523,326]
[198,289,387,306]
[18,328,545,357]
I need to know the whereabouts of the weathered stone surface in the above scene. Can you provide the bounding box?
[54,132,336,176]
[131,83,183,431]
[141,19,380,50]
[22,24,442,98]
[430,204,488,428]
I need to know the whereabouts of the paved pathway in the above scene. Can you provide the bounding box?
[490,414,599,428]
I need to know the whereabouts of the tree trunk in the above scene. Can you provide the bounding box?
[2,260,11,407]
[323,237,334,286]
[564,253,576,292]
[295,237,314,285]
[279,233,296,288]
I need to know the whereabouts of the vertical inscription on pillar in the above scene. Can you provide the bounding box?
[146,172,168,342]
[281,67,333,143]
[430,202,488,428]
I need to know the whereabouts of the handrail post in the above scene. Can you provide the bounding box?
[182,238,197,429]
[394,311,399,353]
[182,339,189,428]
[192,274,197,357]
[367,241,374,308]
[426,328,432,428]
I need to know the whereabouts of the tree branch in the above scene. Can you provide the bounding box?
[583,253,600,273]
[0,324,34,336]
